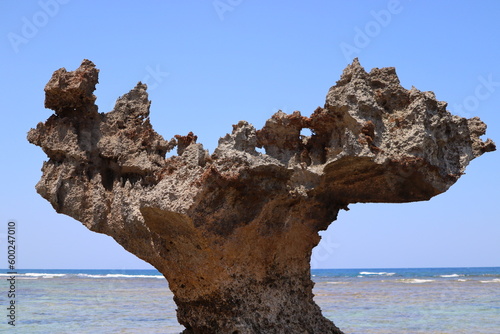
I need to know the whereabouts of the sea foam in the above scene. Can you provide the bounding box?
[77,273,164,279]
[359,271,395,276]
[24,273,67,279]
[479,278,500,283]
[399,279,435,284]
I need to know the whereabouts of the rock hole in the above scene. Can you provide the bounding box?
[121,173,142,186]
[300,128,313,137]
[255,147,265,154]
[165,150,177,158]
[102,168,115,191]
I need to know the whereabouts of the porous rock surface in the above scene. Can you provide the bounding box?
[28,59,495,334]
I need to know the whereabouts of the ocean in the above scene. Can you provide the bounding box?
[1,267,499,333]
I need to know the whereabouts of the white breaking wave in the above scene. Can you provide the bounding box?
[440,274,462,278]
[24,273,67,278]
[17,277,39,280]
[480,278,500,283]
[359,271,395,276]
[104,274,164,279]
[399,279,435,284]
[77,273,163,279]
[0,272,164,279]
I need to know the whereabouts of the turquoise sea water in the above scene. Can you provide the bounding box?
[1,267,499,333]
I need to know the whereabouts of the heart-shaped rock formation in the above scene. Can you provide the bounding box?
[28,59,495,334]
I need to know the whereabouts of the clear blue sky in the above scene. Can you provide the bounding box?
[1,1,498,269]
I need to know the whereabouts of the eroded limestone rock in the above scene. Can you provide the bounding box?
[28,59,495,334]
